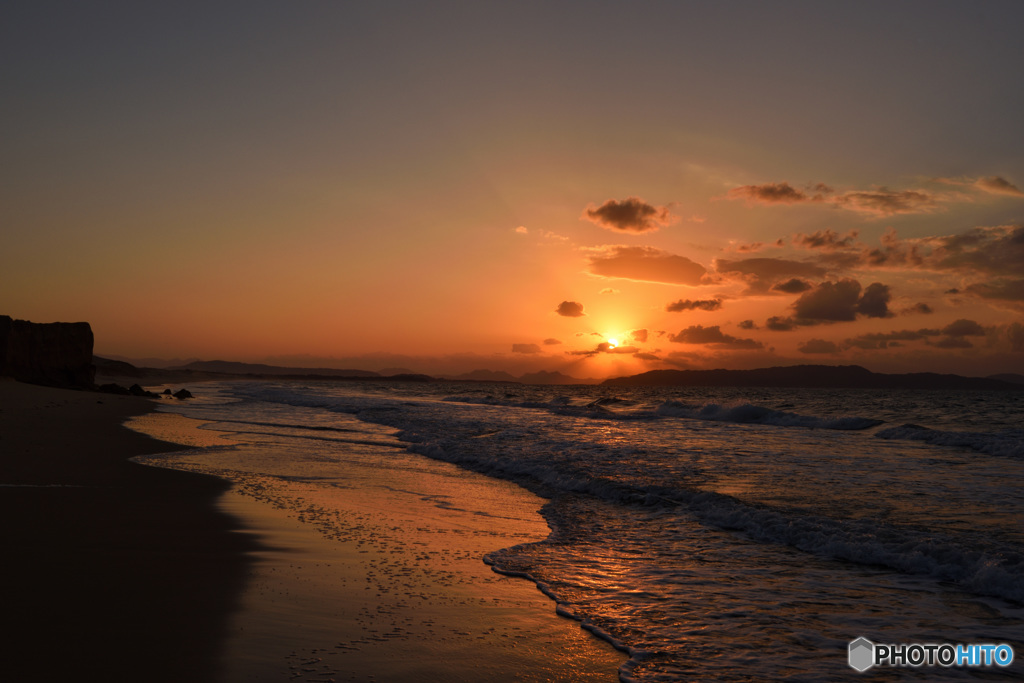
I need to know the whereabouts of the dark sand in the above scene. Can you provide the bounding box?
[0,379,253,682]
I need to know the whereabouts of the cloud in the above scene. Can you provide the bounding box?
[855,282,894,319]
[975,176,1024,197]
[728,241,765,253]
[511,343,541,354]
[633,351,661,361]
[964,278,1024,301]
[766,316,799,331]
[597,342,639,354]
[738,320,758,330]
[771,278,814,294]
[666,298,722,312]
[669,325,764,349]
[831,188,940,217]
[588,246,707,285]
[726,182,814,204]
[555,301,585,317]
[941,319,986,337]
[933,336,974,349]
[514,226,528,234]
[543,338,562,345]
[1008,323,1024,352]
[798,339,840,354]
[793,229,859,251]
[843,328,942,350]
[582,197,676,233]
[599,288,619,295]
[792,279,892,323]
[714,257,826,293]
[901,302,934,315]
[629,329,649,343]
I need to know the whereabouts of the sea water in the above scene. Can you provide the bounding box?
[149,380,1024,681]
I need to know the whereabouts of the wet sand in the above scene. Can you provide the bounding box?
[0,379,253,682]
[130,401,627,681]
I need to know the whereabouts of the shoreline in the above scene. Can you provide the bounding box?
[0,379,255,682]
[129,385,627,681]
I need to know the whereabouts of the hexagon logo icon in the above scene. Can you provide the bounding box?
[849,637,874,672]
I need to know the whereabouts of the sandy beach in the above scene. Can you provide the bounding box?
[0,378,625,681]
[0,378,255,681]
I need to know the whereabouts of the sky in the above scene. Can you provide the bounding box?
[3,1,1024,378]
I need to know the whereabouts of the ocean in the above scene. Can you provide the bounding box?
[139,380,1024,681]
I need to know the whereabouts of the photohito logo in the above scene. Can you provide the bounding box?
[848,637,1014,672]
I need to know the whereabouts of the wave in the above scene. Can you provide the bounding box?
[654,401,883,430]
[876,423,1024,458]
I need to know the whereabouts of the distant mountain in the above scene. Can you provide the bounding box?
[449,369,520,382]
[169,360,380,378]
[518,370,594,385]
[988,373,1024,385]
[99,354,201,369]
[602,365,1024,391]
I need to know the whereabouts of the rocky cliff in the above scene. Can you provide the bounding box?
[0,315,95,388]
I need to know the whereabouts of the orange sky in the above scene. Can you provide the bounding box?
[3,3,1023,378]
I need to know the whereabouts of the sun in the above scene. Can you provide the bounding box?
[607,337,619,348]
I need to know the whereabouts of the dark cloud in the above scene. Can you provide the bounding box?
[798,339,840,354]
[633,352,661,361]
[793,279,862,322]
[964,278,1024,301]
[902,302,934,315]
[666,298,723,312]
[792,279,892,323]
[582,197,676,233]
[669,325,763,349]
[941,319,986,337]
[793,229,859,251]
[766,316,798,331]
[975,176,1024,197]
[715,257,826,293]
[731,241,764,253]
[738,320,758,330]
[771,278,813,294]
[1008,323,1024,352]
[865,225,1024,280]
[933,336,974,349]
[726,182,811,204]
[543,338,562,345]
[511,343,541,354]
[855,282,894,319]
[555,301,585,317]
[629,329,649,343]
[843,328,941,350]
[832,189,939,217]
[588,246,707,285]
[598,342,639,354]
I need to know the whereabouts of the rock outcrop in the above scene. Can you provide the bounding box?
[0,315,95,389]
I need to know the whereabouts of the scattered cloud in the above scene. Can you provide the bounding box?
[669,325,763,349]
[726,182,819,205]
[964,278,1024,302]
[582,197,676,234]
[793,229,859,251]
[975,176,1024,197]
[629,329,649,343]
[901,302,934,315]
[738,320,758,330]
[792,279,892,323]
[798,339,840,354]
[933,336,974,349]
[666,298,722,312]
[831,188,940,217]
[599,288,619,295]
[771,278,814,294]
[714,257,826,293]
[843,328,941,350]
[511,343,541,354]
[587,246,707,285]
[555,300,586,317]
[515,226,528,234]
[543,338,562,345]
[941,319,986,337]
[1008,323,1024,352]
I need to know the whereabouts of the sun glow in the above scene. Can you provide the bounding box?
[607,338,619,348]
